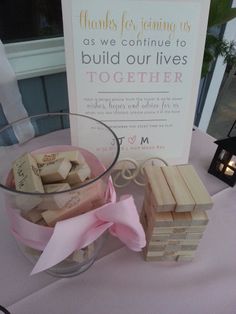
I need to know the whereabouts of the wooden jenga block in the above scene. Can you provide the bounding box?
[143,192,156,221]
[140,206,155,243]
[150,234,170,241]
[40,183,72,210]
[144,165,176,212]
[144,242,198,262]
[163,250,176,256]
[143,198,156,232]
[148,255,178,261]
[181,244,198,251]
[40,194,74,211]
[71,249,85,263]
[143,248,164,261]
[177,165,213,210]
[142,217,154,248]
[190,210,209,226]
[153,225,206,235]
[145,256,164,261]
[172,227,188,234]
[41,180,104,226]
[140,206,171,244]
[165,244,182,252]
[167,240,181,245]
[13,153,44,193]
[188,226,206,233]
[41,192,93,226]
[176,255,194,262]
[169,233,187,240]
[177,250,196,256]
[153,227,175,234]
[44,183,71,193]
[185,233,202,240]
[153,225,201,234]
[37,219,47,226]
[161,166,195,212]
[24,246,42,257]
[162,252,178,261]
[172,212,192,226]
[33,150,85,165]
[15,194,42,211]
[85,243,95,259]
[154,212,173,227]
[66,162,91,185]
[22,207,44,223]
[40,158,72,183]
[180,239,200,246]
[140,207,151,236]
[148,242,167,251]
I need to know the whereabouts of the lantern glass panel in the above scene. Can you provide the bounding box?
[218,163,225,172]
[230,156,236,165]
[219,149,231,162]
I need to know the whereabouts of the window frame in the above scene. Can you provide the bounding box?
[4,37,65,79]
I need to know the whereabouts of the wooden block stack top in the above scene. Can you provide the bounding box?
[141,164,213,262]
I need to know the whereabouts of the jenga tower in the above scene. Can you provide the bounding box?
[141,164,213,262]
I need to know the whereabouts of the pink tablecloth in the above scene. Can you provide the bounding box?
[1,128,235,314]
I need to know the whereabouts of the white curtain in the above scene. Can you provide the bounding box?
[0,40,35,143]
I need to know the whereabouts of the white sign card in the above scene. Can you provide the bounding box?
[62,0,210,164]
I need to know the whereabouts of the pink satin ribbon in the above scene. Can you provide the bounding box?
[7,188,146,275]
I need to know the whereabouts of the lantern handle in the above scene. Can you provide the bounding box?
[227,119,236,137]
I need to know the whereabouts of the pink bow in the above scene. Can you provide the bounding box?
[8,195,146,275]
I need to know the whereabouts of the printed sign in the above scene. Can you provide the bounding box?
[62,0,210,164]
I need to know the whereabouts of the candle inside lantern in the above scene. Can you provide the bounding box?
[219,161,236,176]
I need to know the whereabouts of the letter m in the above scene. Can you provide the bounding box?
[141,137,149,145]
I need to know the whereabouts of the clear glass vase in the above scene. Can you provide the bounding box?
[0,112,119,277]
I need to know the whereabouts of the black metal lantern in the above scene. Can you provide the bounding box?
[208,136,236,187]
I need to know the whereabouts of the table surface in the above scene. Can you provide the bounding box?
[1,129,236,314]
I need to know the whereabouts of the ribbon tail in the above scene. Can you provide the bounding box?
[7,209,53,251]
[31,195,146,275]
[31,213,96,275]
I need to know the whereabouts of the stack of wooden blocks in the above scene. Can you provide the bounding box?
[141,164,213,262]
